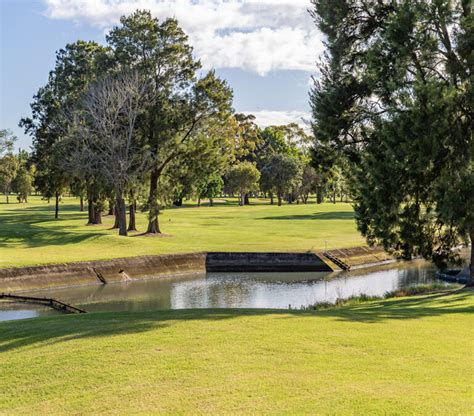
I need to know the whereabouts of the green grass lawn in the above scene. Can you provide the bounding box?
[0,195,364,267]
[1,290,472,414]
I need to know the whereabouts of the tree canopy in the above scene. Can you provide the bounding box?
[310,0,473,279]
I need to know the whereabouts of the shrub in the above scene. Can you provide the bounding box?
[384,283,459,299]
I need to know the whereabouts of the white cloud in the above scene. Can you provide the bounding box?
[248,110,311,131]
[42,0,323,75]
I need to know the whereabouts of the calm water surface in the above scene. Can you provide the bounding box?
[0,256,453,322]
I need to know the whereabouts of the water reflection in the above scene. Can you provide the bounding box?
[0,256,450,322]
[0,303,58,321]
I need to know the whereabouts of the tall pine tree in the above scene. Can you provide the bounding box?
[311,0,473,280]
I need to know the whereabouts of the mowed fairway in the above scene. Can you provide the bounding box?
[1,291,472,414]
[0,196,364,267]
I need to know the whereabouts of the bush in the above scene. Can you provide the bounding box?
[384,283,459,299]
[306,293,380,310]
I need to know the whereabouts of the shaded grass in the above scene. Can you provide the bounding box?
[0,290,472,414]
[0,196,364,267]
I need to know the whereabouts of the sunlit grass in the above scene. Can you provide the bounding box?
[0,195,364,267]
[0,290,472,414]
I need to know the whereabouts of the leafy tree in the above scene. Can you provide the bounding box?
[70,179,87,212]
[0,130,19,203]
[270,124,312,155]
[107,11,232,233]
[225,162,260,206]
[197,172,224,207]
[21,41,109,219]
[0,129,16,156]
[298,165,323,204]
[311,0,474,280]
[326,165,345,204]
[0,155,19,203]
[13,166,34,203]
[260,154,301,206]
[231,114,262,163]
[257,127,289,169]
[160,117,235,207]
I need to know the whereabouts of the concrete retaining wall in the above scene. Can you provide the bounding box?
[206,252,333,273]
[0,253,207,292]
[0,251,333,293]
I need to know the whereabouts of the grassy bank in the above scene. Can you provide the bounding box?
[0,290,472,414]
[0,196,364,267]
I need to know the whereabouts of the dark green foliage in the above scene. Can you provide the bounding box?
[197,173,224,206]
[106,11,233,233]
[0,154,19,203]
[311,0,474,279]
[260,154,301,206]
[20,41,110,216]
[225,162,260,206]
[12,167,33,203]
[298,165,323,204]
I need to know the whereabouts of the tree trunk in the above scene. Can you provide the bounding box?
[317,188,323,204]
[88,199,94,224]
[94,204,102,224]
[112,205,119,229]
[146,169,161,234]
[108,200,114,216]
[5,192,8,204]
[197,197,201,207]
[469,225,474,285]
[115,196,127,236]
[277,193,282,206]
[55,191,59,219]
[128,201,137,232]
[244,193,250,205]
[209,197,213,207]
[80,196,84,212]
[269,192,274,205]
[239,192,245,206]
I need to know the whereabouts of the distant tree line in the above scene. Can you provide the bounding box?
[0,130,34,203]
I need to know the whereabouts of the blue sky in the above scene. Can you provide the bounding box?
[1,0,321,151]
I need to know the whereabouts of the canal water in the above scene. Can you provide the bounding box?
[0,256,457,322]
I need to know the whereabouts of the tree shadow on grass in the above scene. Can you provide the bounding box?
[0,209,103,248]
[260,212,355,221]
[0,291,471,352]
[316,290,474,323]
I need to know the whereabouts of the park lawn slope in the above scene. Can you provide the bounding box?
[0,196,364,267]
[1,290,472,415]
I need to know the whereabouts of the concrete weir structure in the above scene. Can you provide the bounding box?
[206,252,333,273]
[0,251,333,293]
